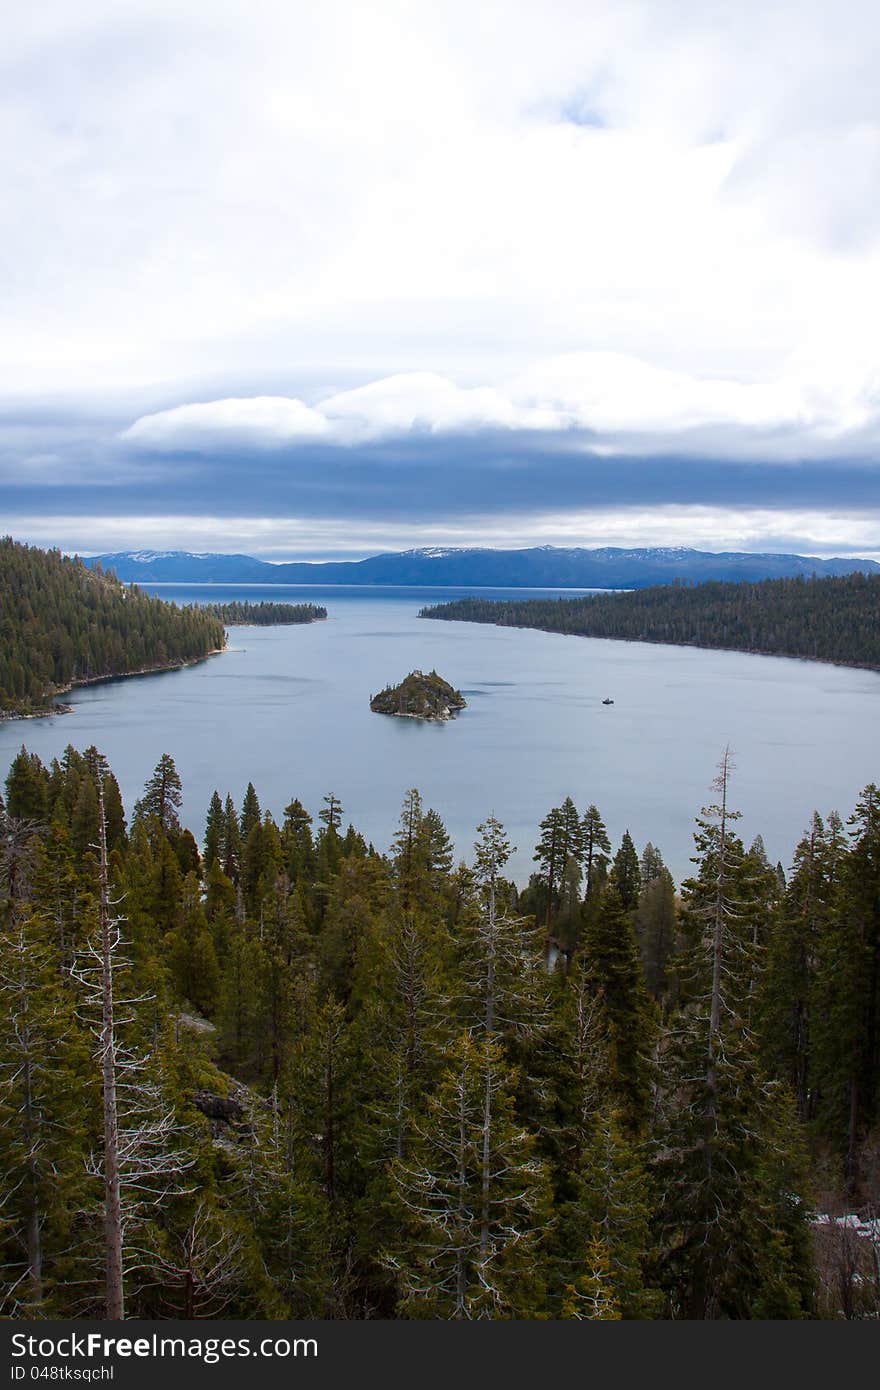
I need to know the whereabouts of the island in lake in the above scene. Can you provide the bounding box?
[370,669,467,720]
[198,600,327,625]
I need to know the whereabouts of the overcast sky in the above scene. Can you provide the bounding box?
[3,0,880,559]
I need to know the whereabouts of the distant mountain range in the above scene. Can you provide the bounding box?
[82,545,880,589]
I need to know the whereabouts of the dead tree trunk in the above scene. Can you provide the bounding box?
[97,778,124,1320]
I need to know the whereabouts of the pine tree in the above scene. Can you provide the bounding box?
[811,786,880,1190]
[612,831,641,911]
[5,748,49,823]
[560,1237,622,1319]
[282,798,314,884]
[459,817,547,1040]
[386,1033,550,1318]
[222,794,241,882]
[758,814,832,1121]
[168,873,220,1016]
[217,925,264,1075]
[225,1096,331,1316]
[555,854,584,951]
[580,882,656,1127]
[534,806,564,934]
[0,816,90,1314]
[203,791,225,871]
[651,751,813,1318]
[581,805,611,899]
[635,864,677,1004]
[391,788,431,913]
[319,794,344,833]
[71,774,195,1318]
[553,1114,657,1318]
[71,775,102,862]
[288,997,356,1207]
[239,782,262,841]
[134,754,183,835]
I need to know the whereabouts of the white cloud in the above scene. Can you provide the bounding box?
[319,373,559,438]
[3,0,880,405]
[121,395,329,449]
[119,353,880,457]
[120,372,561,449]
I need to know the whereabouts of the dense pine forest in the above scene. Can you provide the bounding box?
[0,539,227,716]
[421,572,880,670]
[197,601,327,625]
[2,744,878,1320]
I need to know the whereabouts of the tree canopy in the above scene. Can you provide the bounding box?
[2,745,877,1319]
[0,538,226,715]
[421,572,880,670]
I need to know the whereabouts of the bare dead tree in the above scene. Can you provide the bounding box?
[386,1033,546,1319]
[72,775,193,1320]
[135,1201,249,1318]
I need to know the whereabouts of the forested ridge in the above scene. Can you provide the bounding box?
[198,601,327,625]
[2,745,879,1320]
[421,572,880,669]
[0,538,227,715]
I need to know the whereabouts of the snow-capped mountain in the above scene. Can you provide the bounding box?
[82,546,879,588]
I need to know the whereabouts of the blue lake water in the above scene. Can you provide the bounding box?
[1,584,878,886]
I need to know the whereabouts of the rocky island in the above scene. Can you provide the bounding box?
[369,669,466,721]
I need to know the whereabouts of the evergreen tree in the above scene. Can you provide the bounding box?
[811,786,880,1190]
[134,754,183,835]
[319,794,344,833]
[651,751,813,1318]
[0,538,225,715]
[635,865,677,1004]
[612,831,641,911]
[168,873,220,1016]
[240,783,262,841]
[386,1033,550,1318]
[531,806,567,934]
[581,805,611,899]
[580,882,656,1127]
[0,738,864,1320]
[5,748,49,823]
[460,817,546,1040]
[203,791,225,871]
[282,798,314,884]
[222,795,242,883]
[554,1114,658,1318]
[70,776,100,860]
[0,817,90,1314]
[758,814,831,1121]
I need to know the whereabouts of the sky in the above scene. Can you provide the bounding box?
[2,0,880,560]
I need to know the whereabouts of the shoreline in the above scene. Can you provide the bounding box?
[0,646,227,722]
[372,708,461,722]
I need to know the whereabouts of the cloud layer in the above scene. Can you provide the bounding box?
[7,505,880,563]
[119,353,880,459]
[3,2,880,558]
[4,0,880,398]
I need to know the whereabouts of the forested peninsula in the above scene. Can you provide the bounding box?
[2,745,879,1320]
[421,572,880,670]
[198,600,327,625]
[0,538,227,716]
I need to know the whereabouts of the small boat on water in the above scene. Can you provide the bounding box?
[602,697,614,705]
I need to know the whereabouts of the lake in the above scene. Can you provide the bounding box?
[1,583,878,886]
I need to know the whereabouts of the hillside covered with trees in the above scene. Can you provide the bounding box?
[2,745,878,1320]
[198,600,327,625]
[421,572,880,670]
[0,538,227,716]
